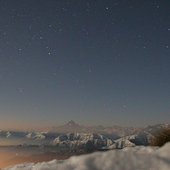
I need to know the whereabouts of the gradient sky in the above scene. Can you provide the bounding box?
[0,0,170,130]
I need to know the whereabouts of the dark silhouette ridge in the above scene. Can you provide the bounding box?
[150,129,170,147]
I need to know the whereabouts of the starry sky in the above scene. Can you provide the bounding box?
[0,0,170,130]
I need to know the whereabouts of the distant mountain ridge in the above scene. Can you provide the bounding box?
[43,120,139,135]
[44,120,82,133]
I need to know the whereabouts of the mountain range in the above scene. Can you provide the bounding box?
[0,121,170,149]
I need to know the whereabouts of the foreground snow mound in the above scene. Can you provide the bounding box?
[3,142,170,170]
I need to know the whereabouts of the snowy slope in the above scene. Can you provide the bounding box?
[50,133,113,149]
[3,142,170,170]
[103,133,151,149]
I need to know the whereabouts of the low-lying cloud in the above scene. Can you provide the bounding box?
[3,142,170,170]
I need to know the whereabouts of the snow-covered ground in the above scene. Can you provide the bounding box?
[3,142,170,170]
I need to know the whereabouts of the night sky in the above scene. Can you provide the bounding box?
[0,0,170,130]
